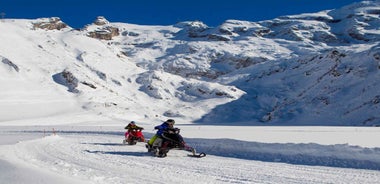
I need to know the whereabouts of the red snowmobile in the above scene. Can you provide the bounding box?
[123,128,145,145]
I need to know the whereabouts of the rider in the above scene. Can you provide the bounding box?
[146,119,175,150]
[124,121,145,142]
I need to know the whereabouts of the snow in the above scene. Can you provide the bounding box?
[1,123,380,183]
[1,1,380,183]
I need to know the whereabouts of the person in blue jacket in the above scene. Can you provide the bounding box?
[146,119,175,150]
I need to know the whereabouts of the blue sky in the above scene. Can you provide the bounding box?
[1,0,364,28]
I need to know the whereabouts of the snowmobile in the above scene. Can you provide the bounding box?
[123,128,145,145]
[146,128,206,158]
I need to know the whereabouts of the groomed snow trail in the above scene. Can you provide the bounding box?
[1,129,379,184]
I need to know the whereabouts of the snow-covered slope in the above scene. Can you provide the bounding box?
[1,1,380,125]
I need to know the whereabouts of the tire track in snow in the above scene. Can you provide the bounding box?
[5,131,380,184]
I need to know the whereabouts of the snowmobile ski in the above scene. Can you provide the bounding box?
[187,147,206,158]
[188,152,206,158]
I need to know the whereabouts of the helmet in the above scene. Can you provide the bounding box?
[166,119,175,124]
[130,121,136,125]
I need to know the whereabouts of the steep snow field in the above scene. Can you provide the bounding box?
[2,1,380,125]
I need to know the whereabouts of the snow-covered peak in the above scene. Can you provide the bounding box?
[328,0,380,19]
[32,17,69,30]
[92,16,110,26]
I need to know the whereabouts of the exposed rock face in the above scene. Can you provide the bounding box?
[61,69,79,92]
[1,57,19,72]
[52,69,79,93]
[86,16,119,40]
[87,26,120,40]
[33,17,68,30]
[207,34,231,41]
[175,21,210,38]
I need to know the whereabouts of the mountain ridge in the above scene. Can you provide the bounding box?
[1,0,379,125]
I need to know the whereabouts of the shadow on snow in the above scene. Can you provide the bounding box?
[185,138,380,171]
[84,150,150,157]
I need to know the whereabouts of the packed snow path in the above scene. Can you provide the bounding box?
[1,127,379,184]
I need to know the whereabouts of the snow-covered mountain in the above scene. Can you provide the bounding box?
[1,0,380,126]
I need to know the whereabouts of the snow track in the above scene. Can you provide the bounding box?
[1,128,379,184]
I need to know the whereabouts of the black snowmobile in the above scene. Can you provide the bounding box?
[147,128,206,158]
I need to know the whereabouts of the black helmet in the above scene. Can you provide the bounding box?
[166,119,175,124]
[130,121,136,125]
